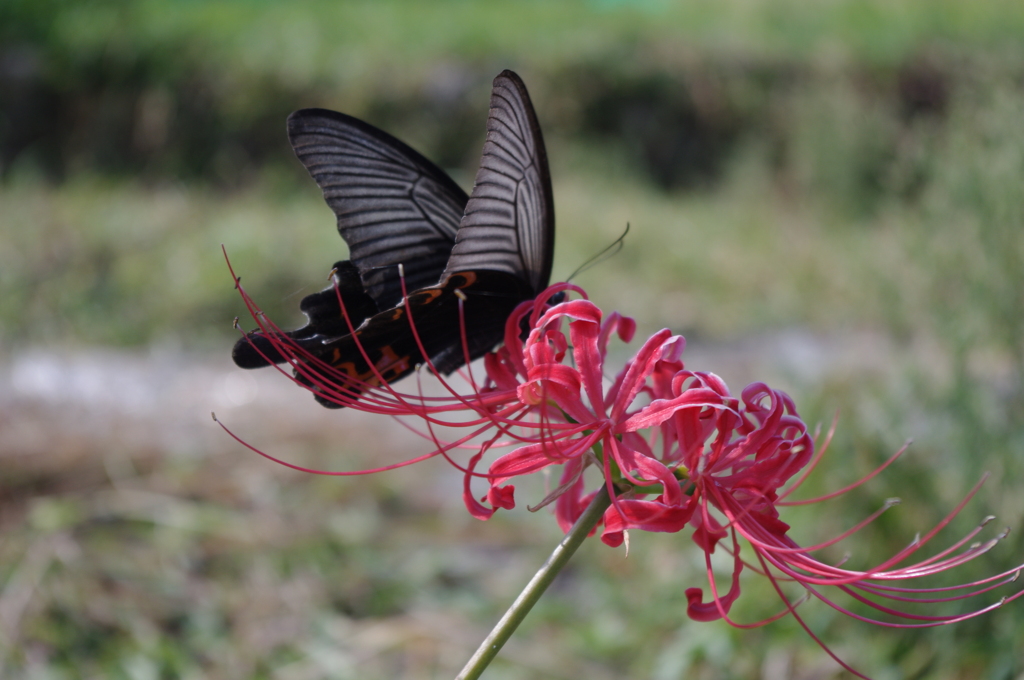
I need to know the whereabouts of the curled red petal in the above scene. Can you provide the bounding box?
[617,388,726,433]
[487,484,516,510]
[600,505,628,548]
[687,554,744,622]
[610,497,696,534]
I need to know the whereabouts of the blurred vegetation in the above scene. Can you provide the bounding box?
[2,1,1024,678]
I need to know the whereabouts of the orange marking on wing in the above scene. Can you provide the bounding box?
[375,345,411,379]
[334,346,412,388]
[327,352,361,375]
[455,271,477,288]
[419,288,443,304]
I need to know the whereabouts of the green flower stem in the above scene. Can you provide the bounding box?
[456,485,614,680]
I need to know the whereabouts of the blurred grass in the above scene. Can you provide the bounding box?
[3,1,1024,678]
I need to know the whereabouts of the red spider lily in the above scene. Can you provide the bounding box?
[647,380,1022,678]
[224,259,1022,679]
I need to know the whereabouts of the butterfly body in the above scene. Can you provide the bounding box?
[233,71,554,407]
[294,270,534,406]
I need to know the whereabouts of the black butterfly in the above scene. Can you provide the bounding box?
[232,70,555,408]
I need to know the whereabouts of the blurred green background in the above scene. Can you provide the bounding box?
[2,0,1024,678]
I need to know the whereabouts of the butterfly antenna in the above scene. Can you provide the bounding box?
[566,223,630,282]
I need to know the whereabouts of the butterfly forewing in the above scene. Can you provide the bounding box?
[442,70,554,294]
[287,109,469,309]
[235,71,556,408]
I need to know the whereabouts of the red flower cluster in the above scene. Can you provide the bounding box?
[226,272,1022,679]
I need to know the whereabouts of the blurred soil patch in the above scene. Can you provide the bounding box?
[0,349,560,678]
[0,333,900,677]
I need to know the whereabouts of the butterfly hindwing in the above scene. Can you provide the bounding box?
[297,271,533,408]
[231,261,378,369]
